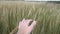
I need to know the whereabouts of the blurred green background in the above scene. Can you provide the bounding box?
[0,1,60,34]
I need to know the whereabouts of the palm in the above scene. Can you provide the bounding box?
[17,19,36,34]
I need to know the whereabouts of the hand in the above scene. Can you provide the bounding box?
[17,19,36,34]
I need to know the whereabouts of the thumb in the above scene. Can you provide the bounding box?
[28,21,36,32]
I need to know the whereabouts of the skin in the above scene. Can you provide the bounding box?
[17,19,36,34]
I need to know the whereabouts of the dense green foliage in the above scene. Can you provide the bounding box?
[0,2,60,34]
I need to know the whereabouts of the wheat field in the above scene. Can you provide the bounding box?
[0,1,60,34]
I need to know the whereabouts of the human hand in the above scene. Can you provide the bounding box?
[17,19,36,34]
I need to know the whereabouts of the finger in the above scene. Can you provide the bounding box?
[30,21,36,28]
[28,21,36,32]
[21,18,25,23]
[18,19,25,29]
[19,18,25,24]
